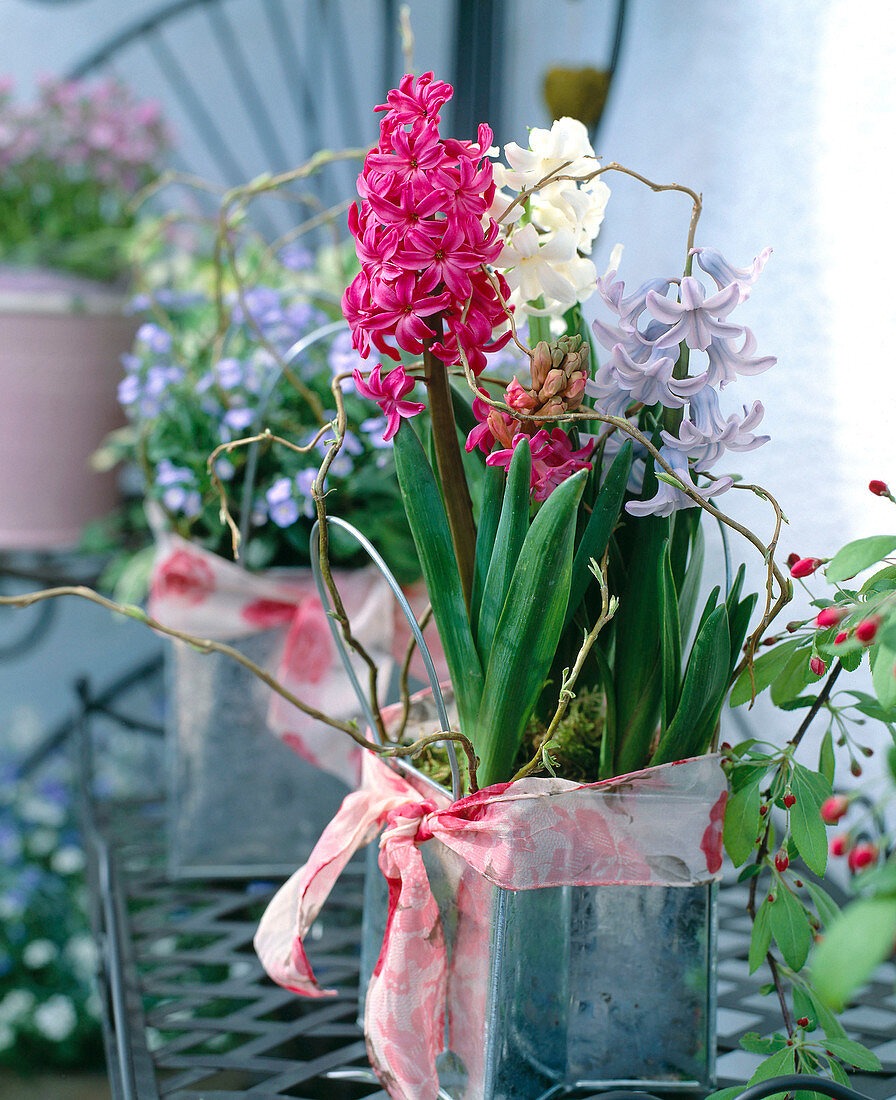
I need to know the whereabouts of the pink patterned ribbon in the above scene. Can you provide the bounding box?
[148,533,398,783]
[254,752,727,1100]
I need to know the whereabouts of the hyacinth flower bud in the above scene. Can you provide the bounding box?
[847,841,878,872]
[869,479,891,497]
[506,376,539,413]
[809,655,826,676]
[830,834,851,857]
[790,557,823,578]
[815,606,848,628]
[855,615,881,643]
[531,341,553,390]
[820,795,850,824]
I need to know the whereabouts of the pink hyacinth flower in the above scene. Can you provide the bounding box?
[353,364,425,441]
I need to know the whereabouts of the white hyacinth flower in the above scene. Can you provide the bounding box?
[497,224,596,316]
[491,118,608,313]
[33,995,77,1041]
[501,117,599,192]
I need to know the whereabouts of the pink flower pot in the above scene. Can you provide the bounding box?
[0,266,135,549]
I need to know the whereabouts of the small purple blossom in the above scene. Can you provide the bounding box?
[162,485,202,518]
[214,357,243,389]
[117,375,140,406]
[266,476,300,527]
[626,446,733,518]
[692,246,772,301]
[279,242,313,271]
[223,406,255,432]
[135,322,172,354]
[646,277,742,352]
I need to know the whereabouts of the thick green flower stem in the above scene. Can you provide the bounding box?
[423,337,476,612]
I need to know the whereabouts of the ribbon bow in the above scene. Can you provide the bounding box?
[254,752,727,1100]
[147,533,397,783]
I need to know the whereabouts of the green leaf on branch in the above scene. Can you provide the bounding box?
[805,880,841,930]
[789,764,832,876]
[826,535,896,582]
[871,643,896,711]
[821,1038,883,1072]
[810,897,896,1009]
[749,897,773,972]
[770,645,814,707]
[723,778,761,867]
[768,886,813,970]
[818,729,835,785]
[739,1032,780,1055]
[746,1046,796,1094]
[730,638,803,707]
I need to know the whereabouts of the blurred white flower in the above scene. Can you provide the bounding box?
[0,989,36,1022]
[66,934,98,977]
[28,827,59,856]
[23,938,58,968]
[51,845,86,875]
[33,994,77,1041]
[19,797,65,827]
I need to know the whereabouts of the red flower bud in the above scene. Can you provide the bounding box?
[794,879,803,888]
[855,616,881,643]
[783,791,796,808]
[834,631,849,645]
[797,1017,809,1028]
[820,795,850,824]
[790,557,823,578]
[809,655,826,677]
[768,893,775,902]
[869,480,890,496]
[847,841,878,872]
[815,606,848,628]
[775,850,789,872]
[759,803,768,816]
[761,635,780,646]
[786,552,801,568]
[851,760,863,777]
[830,834,851,857]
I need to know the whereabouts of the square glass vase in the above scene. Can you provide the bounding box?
[361,834,717,1100]
[165,632,349,878]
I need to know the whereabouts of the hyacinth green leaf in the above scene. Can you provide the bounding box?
[748,897,772,972]
[789,764,832,876]
[476,469,586,788]
[564,440,632,629]
[768,886,812,970]
[872,643,896,711]
[392,423,483,733]
[660,541,682,727]
[677,520,706,646]
[471,463,505,638]
[651,603,730,765]
[811,897,896,1009]
[729,638,803,707]
[722,773,761,866]
[826,535,896,583]
[612,515,668,775]
[476,438,532,664]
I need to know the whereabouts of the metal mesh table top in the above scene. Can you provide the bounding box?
[86,798,896,1100]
